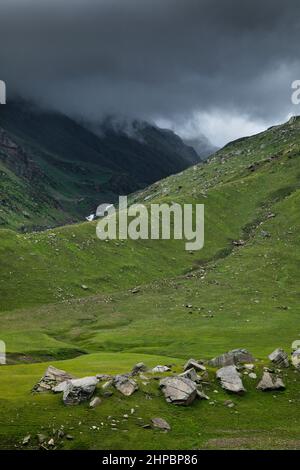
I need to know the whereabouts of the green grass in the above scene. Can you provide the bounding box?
[0,117,300,449]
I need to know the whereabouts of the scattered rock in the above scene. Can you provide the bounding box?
[22,435,31,446]
[216,366,246,394]
[131,362,147,376]
[209,349,255,368]
[196,387,210,400]
[48,438,55,446]
[268,349,289,368]
[179,367,201,383]
[53,381,70,393]
[65,435,74,440]
[223,400,235,408]
[63,376,98,405]
[81,285,89,290]
[291,349,300,371]
[257,372,285,391]
[151,365,171,373]
[184,359,206,372]
[151,417,171,431]
[37,433,47,444]
[248,373,257,379]
[89,397,102,408]
[159,376,197,406]
[113,375,138,396]
[244,364,255,371]
[32,365,74,392]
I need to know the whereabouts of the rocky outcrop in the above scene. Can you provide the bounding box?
[268,349,289,368]
[216,366,246,394]
[257,372,285,391]
[33,366,74,393]
[209,349,255,368]
[159,376,197,406]
[63,376,98,405]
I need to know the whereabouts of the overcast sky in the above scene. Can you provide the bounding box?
[1,0,300,146]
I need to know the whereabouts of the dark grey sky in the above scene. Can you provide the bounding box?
[1,0,300,145]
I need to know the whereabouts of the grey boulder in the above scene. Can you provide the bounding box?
[292,349,300,371]
[113,375,138,396]
[131,362,147,376]
[63,376,99,405]
[179,367,201,383]
[33,365,74,393]
[209,349,255,368]
[257,372,285,391]
[268,349,289,368]
[159,376,197,406]
[216,366,246,394]
[184,359,206,372]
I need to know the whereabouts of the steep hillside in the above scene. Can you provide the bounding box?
[0,103,199,230]
[0,117,299,450]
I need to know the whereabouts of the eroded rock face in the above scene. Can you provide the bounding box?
[32,366,74,393]
[63,376,98,405]
[113,375,138,396]
[216,366,246,394]
[257,372,285,391]
[159,376,197,406]
[292,349,300,371]
[268,349,289,368]
[209,349,255,368]
[184,359,206,372]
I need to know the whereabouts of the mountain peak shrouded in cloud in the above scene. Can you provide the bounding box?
[1,0,300,146]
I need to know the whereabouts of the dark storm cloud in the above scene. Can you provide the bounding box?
[1,0,300,143]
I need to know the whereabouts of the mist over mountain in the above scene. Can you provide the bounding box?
[0,102,201,230]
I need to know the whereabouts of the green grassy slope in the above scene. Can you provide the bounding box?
[0,117,299,449]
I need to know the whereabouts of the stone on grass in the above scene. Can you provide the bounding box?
[151,417,171,431]
[89,397,102,408]
[268,349,289,368]
[209,349,255,368]
[63,376,98,405]
[32,365,74,392]
[113,375,138,396]
[291,349,300,371]
[257,372,285,391]
[22,435,31,446]
[179,368,201,383]
[248,372,257,379]
[131,362,147,376]
[151,365,171,373]
[159,376,197,406]
[216,366,246,394]
[184,359,206,372]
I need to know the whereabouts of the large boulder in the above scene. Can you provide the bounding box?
[291,349,300,371]
[257,371,285,391]
[113,375,138,396]
[32,365,74,392]
[209,349,254,368]
[159,376,197,406]
[268,349,289,368]
[63,376,98,405]
[216,366,246,394]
